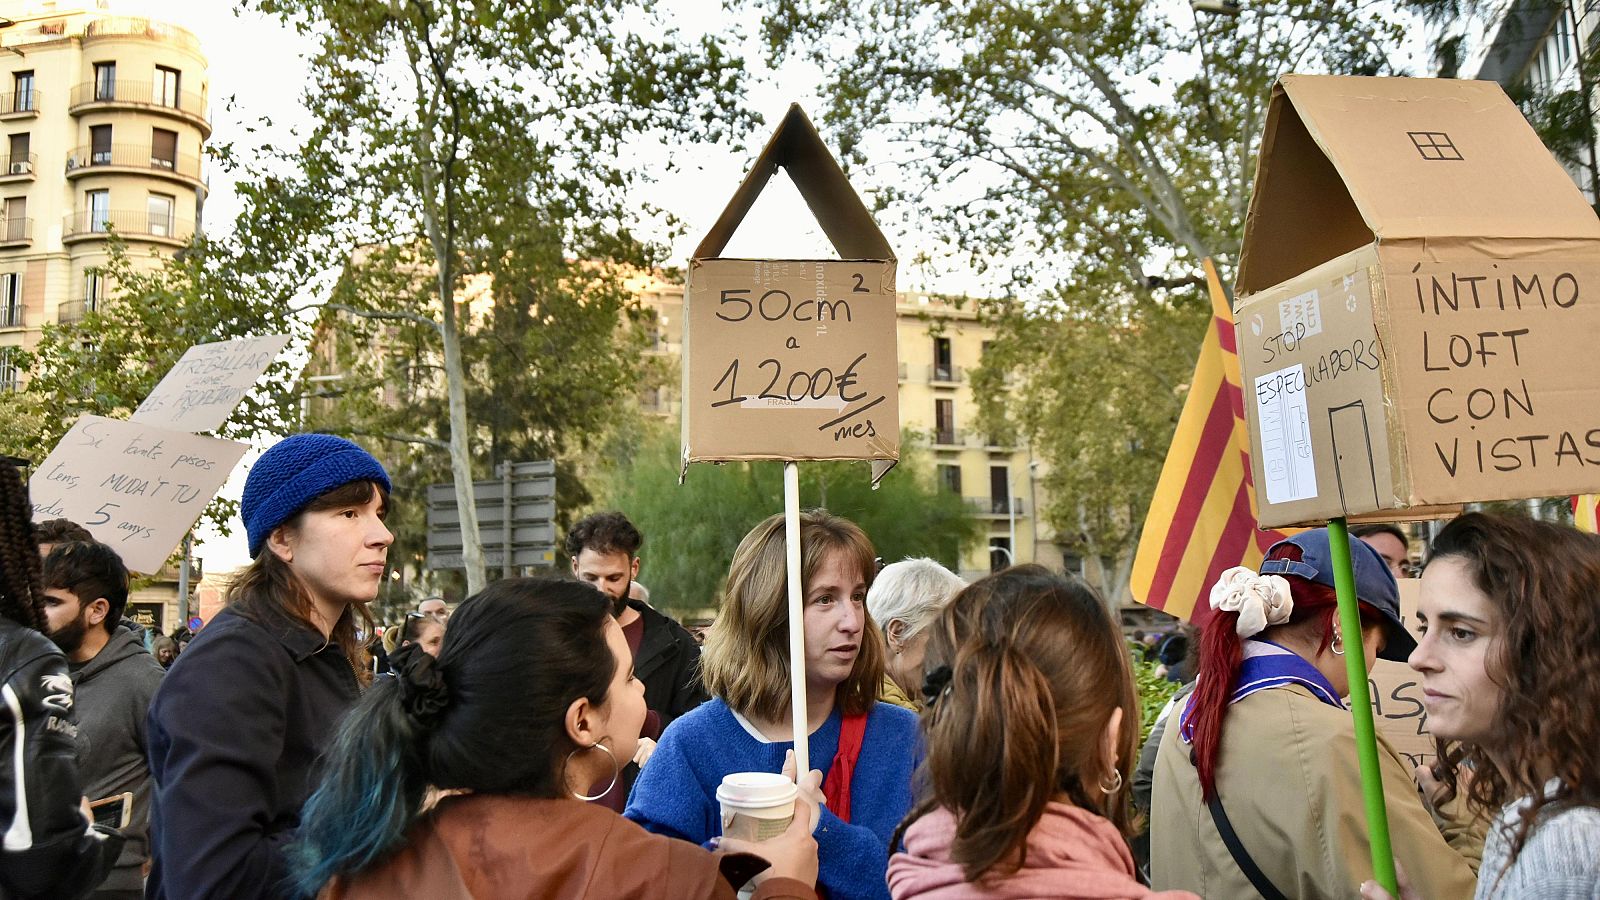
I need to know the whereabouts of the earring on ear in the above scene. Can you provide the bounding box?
[1331,626,1346,657]
[1098,768,1124,795]
[568,741,620,802]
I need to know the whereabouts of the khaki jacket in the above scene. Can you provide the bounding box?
[321,794,814,900]
[1150,683,1481,899]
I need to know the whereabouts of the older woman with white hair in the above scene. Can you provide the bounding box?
[866,558,966,710]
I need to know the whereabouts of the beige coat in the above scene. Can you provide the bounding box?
[1150,683,1481,899]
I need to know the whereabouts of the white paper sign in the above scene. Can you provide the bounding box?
[1254,363,1318,504]
[132,334,291,433]
[29,415,247,573]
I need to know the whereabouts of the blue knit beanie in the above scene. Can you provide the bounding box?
[242,434,391,558]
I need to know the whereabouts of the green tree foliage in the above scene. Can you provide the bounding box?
[762,0,1404,600]
[246,0,752,592]
[597,426,981,615]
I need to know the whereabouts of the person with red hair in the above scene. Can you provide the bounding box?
[1149,529,1480,898]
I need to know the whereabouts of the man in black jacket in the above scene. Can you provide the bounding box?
[566,513,707,772]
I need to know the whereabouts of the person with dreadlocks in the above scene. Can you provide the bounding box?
[0,458,123,898]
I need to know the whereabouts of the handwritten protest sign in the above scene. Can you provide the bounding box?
[132,334,290,433]
[1367,579,1434,769]
[29,416,246,573]
[685,259,899,465]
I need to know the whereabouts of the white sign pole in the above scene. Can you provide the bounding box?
[784,461,809,775]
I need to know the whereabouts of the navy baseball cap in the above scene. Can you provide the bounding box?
[1258,529,1415,661]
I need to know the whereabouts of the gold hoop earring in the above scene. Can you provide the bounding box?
[1098,768,1123,795]
[568,741,619,802]
[1331,627,1346,657]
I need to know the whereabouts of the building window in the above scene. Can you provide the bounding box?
[938,464,962,494]
[86,190,110,232]
[932,336,953,381]
[90,124,112,165]
[85,270,105,311]
[989,537,1012,573]
[147,193,174,237]
[154,66,180,108]
[94,62,117,102]
[6,133,28,175]
[0,273,20,327]
[11,72,33,113]
[990,466,1011,515]
[3,197,24,241]
[0,346,20,391]
[151,128,177,169]
[935,398,954,444]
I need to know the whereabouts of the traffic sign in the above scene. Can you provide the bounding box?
[426,522,557,551]
[426,547,557,570]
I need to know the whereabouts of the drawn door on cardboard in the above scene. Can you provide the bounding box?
[1328,400,1381,513]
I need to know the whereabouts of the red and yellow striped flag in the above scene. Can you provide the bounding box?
[1574,495,1600,533]
[1130,258,1293,624]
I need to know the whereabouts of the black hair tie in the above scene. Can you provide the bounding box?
[921,664,953,708]
[391,644,450,727]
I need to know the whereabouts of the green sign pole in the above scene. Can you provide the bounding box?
[1326,516,1398,894]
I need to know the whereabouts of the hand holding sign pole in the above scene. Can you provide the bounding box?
[683,105,899,778]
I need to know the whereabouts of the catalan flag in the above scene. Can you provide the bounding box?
[1574,495,1600,533]
[1130,258,1293,624]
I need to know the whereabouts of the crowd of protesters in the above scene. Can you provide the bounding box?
[2,434,1599,899]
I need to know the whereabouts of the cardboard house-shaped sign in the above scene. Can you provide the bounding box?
[1234,75,1600,528]
[682,104,899,483]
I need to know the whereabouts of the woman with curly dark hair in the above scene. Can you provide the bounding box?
[0,459,122,898]
[1363,513,1600,900]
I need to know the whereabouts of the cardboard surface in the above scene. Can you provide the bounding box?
[1368,579,1435,769]
[29,415,247,573]
[1236,75,1600,527]
[683,105,899,477]
[132,334,290,433]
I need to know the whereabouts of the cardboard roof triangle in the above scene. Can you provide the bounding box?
[693,103,896,262]
[1237,74,1600,297]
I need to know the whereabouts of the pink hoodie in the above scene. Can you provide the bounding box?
[887,803,1198,900]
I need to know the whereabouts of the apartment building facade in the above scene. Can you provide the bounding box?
[0,1,208,391]
[632,271,1066,584]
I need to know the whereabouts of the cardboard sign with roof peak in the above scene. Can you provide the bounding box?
[682,104,899,484]
[1234,74,1600,528]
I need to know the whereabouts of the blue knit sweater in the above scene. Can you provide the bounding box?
[625,698,920,900]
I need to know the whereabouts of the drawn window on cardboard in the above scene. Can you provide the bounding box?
[1406,131,1463,162]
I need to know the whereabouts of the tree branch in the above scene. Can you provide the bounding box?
[327,303,441,331]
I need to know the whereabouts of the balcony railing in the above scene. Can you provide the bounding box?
[84,16,205,54]
[928,364,963,383]
[66,143,202,181]
[0,153,36,179]
[0,91,39,116]
[965,496,1026,516]
[63,209,192,243]
[933,428,964,446]
[0,218,32,245]
[57,299,90,323]
[69,80,209,127]
[0,304,22,328]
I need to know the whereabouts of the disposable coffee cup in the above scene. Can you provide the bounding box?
[716,772,797,843]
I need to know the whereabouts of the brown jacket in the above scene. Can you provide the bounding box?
[320,794,815,900]
[1150,683,1482,899]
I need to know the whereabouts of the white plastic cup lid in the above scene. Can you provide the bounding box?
[716,772,798,809]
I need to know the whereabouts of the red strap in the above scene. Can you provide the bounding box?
[820,713,868,824]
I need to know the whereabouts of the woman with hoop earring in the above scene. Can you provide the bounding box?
[1149,530,1480,898]
[289,578,818,899]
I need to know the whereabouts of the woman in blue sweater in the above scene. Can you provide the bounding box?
[627,510,919,900]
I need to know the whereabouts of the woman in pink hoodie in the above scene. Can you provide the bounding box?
[887,566,1196,900]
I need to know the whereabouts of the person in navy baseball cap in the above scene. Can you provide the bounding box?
[1259,529,1414,662]
[143,434,393,900]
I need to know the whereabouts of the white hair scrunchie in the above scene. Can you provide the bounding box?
[1208,566,1294,639]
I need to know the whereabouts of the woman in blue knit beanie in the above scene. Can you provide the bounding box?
[144,434,393,900]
